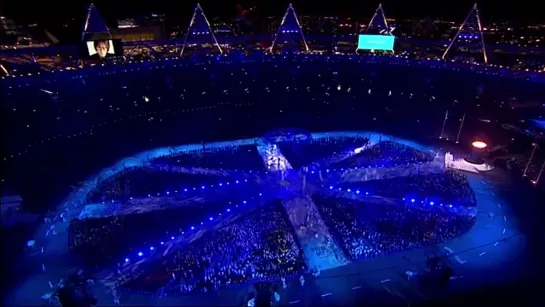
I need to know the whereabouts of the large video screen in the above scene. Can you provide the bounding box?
[357,34,395,51]
[80,39,123,60]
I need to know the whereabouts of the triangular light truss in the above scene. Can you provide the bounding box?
[81,3,110,41]
[365,4,392,35]
[442,3,487,64]
[270,4,309,53]
[180,3,223,56]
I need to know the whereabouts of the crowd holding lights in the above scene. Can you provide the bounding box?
[313,194,476,261]
[4,56,540,160]
[1,53,544,82]
[64,135,478,298]
[122,201,307,295]
[2,56,542,166]
[1,37,544,78]
[85,165,256,204]
[326,183,470,213]
[70,190,267,267]
[1,56,541,212]
[339,171,477,208]
[331,141,435,168]
[151,145,265,171]
[276,135,371,169]
[2,47,543,305]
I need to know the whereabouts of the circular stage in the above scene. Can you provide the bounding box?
[6,131,527,307]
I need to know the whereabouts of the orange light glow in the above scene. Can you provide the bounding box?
[472,141,488,149]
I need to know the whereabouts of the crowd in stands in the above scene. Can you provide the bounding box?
[68,215,126,266]
[341,171,477,207]
[6,55,534,162]
[335,141,434,168]
[152,144,265,171]
[2,51,544,307]
[313,194,476,261]
[123,201,307,295]
[86,168,230,203]
[279,136,370,169]
[68,198,243,266]
[3,55,542,209]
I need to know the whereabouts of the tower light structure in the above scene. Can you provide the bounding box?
[442,3,487,64]
[180,3,223,56]
[81,2,111,42]
[270,3,309,53]
[365,3,392,35]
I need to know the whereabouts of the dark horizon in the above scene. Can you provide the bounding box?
[1,0,544,26]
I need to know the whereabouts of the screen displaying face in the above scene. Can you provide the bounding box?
[86,40,115,58]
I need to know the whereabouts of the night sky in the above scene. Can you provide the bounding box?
[1,0,542,25]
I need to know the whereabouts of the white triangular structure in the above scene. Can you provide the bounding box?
[442,3,487,64]
[180,3,223,56]
[270,4,309,53]
[445,152,493,173]
[365,4,392,35]
[81,3,110,41]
